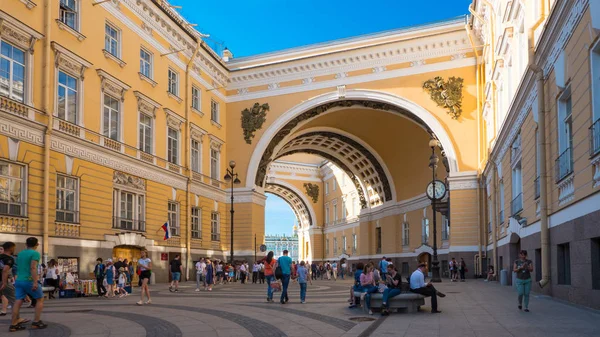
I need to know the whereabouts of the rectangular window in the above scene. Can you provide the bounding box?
[592,41,600,129]
[442,215,449,240]
[325,238,329,255]
[556,87,573,182]
[210,99,219,123]
[192,86,201,111]
[333,237,338,255]
[325,205,329,224]
[210,148,219,180]
[402,222,409,246]
[57,71,78,124]
[342,236,347,254]
[167,127,179,164]
[352,233,357,253]
[0,41,26,102]
[168,69,179,96]
[191,207,201,239]
[535,129,541,199]
[56,174,78,223]
[0,161,25,216]
[499,181,505,223]
[341,174,346,187]
[112,189,145,231]
[592,238,600,290]
[333,202,338,222]
[341,200,346,219]
[59,0,78,31]
[557,243,571,285]
[168,201,179,237]
[191,139,201,173]
[511,162,523,215]
[333,179,337,191]
[211,212,220,241]
[352,196,357,216]
[139,48,152,79]
[104,23,119,57]
[103,94,120,141]
[325,182,329,195]
[139,113,152,154]
[422,218,429,244]
[376,227,382,254]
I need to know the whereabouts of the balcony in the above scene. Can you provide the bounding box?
[56,119,82,137]
[511,193,523,215]
[103,137,122,152]
[0,214,28,233]
[591,119,600,157]
[534,176,541,199]
[167,162,181,174]
[112,217,146,232]
[0,95,31,119]
[54,222,80,237]
[555,147,573,183]
[139,150,154,164]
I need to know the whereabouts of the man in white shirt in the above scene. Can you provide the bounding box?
[252,262,259,284]
[239,262,247,284]
[195,258,206,291]
[410,263,446,313]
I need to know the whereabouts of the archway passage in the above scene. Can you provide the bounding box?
[265,183,313,228]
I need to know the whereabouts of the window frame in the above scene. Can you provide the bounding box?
[0,160,27,217]
[210,147,220,180]
[192,85,201,112]
[402,222,410,246]
[210,99,220,123]
[55,174,79,223]
[59,0,79,31]
[0,40,27,103]
[112,188,145,232]
[211,212,220,241]
[168,68,179,97]
[352,233,357,253]
[191,206,201,239]
[102,93,120,141]
[168,201,179,237]
[139,47,153,79]
[167,127,179,165]
[138,112,153,154]
[104,22,120,58]
[57,70,78,124]
[191,139,202,173]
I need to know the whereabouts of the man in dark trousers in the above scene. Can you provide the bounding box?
[410,263,446,313]
[94,258,106,297]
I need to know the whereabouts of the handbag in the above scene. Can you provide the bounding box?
[275,266,283,280]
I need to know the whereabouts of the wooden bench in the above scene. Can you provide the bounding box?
[353,291,426,314]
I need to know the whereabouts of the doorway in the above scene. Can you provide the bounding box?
[417,252,432,277]
[112,246,141,286]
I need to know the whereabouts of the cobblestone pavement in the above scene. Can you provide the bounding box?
[1,278,599,336]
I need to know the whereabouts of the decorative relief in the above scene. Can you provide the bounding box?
[134,91,160,117]
[422,76,464,119]
[19,0,37,9]
[166,113,183,129]
[267,83,280,90]
[558,175,574,206]
[241,103,269,144]
[113,171,146,191]
[237,88,249,95]
[450,53,467,60]
[372,66,386,73]
[337,85,346,99]
[141,22,152,35]
[410,60,426,67]
[303,183,319,203]
[591,156,600,188]
[335,72,348,79]
[0,24,33,52]
[97,69,130,101]
[302,77,315,85]
[190,125,206,141]
[55,53,85,79]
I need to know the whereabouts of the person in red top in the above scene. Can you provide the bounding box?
[261,251,276,302]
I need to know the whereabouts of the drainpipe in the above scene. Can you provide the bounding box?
[491,165,498,275]
[41,0,52,264]
[185,39,201,281]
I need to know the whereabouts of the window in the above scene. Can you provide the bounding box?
[557,243,571,285]
[168,69,178,96]
[210,148,219,180]
[341,174,346,187]
[332,179,337,191]
[104,23,119,57]
[535,129,541,199]
[139,113,152,154]
[57,71,78,123]
[342,236,347,254]
[352,234,357,253]
[139,48,152,78]
[499,182,505,222]
[401,262,409,275]
[333,237,338,255]
[210,99,219,123]
[352,196,357,216]
[0,161,25,216]
[556,87,573,181]
[422,218,429,244]
[56,175,78,223]
[191,139,201,173]
[103,94,120,141]
[211,212,220,241]
[375,227,382,254]
[592,42,600,156]
[402,222,409,246]
[488,197,493,233]
[326,238,329,255]
[325,205,330,224]
[168,201,179,237]
[333,202,338,223]
[0,41,26,102]
[341,200,346,219]
[191,207,201,239]
[592,238,600,290]
[167,127,179,164]
[192,86,201,111]
[112,189,144,231]
[325,182,329,195]
[59,0,78,31]
[442,215,449,240]
[511,165,523,215]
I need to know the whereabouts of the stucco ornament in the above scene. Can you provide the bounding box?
[241,103,270,144]
[422,76,464,119]
[303,183,319,203]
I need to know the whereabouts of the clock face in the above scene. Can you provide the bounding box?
[426,180,447,200]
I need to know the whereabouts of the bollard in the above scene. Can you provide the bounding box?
[500,269,508,286]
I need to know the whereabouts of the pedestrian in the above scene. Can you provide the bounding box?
[514,250,533,312]
[332,261,338,281]
[409,263,446,313]
[362,263,380,315]
[459,258,466,282]
[169,254,182,292]
[205,259,214,291]
[297,261,311,303]
[311,262,317,281]
[262,251,276,302]
[252,261,259,284]
[117,268,128,298]
[276,250,293,304]
[44,260,59,299]
[239,261,247,284]
[136,250,152,305]
[127,261,134,286]
[379,256,389,280]
[348,262,364,308]
[380,265,402,316]
[485,265,495,282]
[216,261,224,284]
[258,262,265,284]
[341,261,347,280]
[11,237,47,330]
[94,258,106,297]
[195,258,206,291]
[104,259,116,298]
[450,257,458,281]
[1,242,28,328]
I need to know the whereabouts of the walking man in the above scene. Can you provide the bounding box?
[410,263,445,313]
[459,258,466,282]
[1,242,27,329]
[277,250,293,304]
[195,258,206,291]
[252,262,259,284]
[169,255,182,292]
[11,237,47,330]
[94,258,106,296]
[239,262,247,284]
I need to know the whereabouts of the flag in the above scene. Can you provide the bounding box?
[161,222,170,240]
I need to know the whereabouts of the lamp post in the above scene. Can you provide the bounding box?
[224,160,241,264]
[427,139,446,283]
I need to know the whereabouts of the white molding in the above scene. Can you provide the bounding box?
[448,171,479,190]
[246,89,460,191]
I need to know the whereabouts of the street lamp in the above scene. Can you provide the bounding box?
[425,139,447,283]
[224,160,241,264]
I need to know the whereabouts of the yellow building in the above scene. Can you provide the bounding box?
[0,0,598,309]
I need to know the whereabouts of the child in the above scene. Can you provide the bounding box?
[117,267,128,298]
[297,261,311,304]
[104,259,115,298]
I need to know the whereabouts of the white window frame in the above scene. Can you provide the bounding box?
[112,188,145,231]
[210,148,220,180]
[352,233,357,253]
[59,0,79,31]
[167,127,179,165]
[192,85,201,112]
[402,222,409,246]
[168,201,179,237]
[211,212,220,241]
[421,218,429,244]
[56,174,79,223]
[557,86,573,155]
[333,237,338,255]
[342,236,347,254]
[332,179,337,191]
[592,40,600,123]
[104,23,120,58]
[341,198,346,219]
[326,238,329,255]
[325,204,330,225]
[333,200,338,223]
[168,68,179,97]
[352,196,357,216]
[191,206,201,239]
[0,41,26,103]
[102,94,120,141]
[139,47,153,79]
[210,99,219,123]
[325,182,329,195]
[138,113,153,154]
[0,160,27,217]
[499,181,505,223]
[191,139,202,173]
[442,215,450,240]
[57,70,78,124]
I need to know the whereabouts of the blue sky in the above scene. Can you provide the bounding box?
[169,0,473,57]
[264,194,297,236]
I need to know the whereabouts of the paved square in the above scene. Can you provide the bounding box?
[1,279,598,336]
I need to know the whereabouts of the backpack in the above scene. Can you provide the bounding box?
[95,264,105,278]
[275,265,283,280]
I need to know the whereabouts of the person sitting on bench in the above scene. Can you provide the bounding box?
[380,264,403,316]
[409,263,446,313]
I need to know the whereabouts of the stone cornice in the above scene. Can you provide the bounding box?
[447,171,479,190]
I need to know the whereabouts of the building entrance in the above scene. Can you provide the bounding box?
[112,246,141,286]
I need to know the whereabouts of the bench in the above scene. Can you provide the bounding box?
[353,291,426,314]
[42,286,55,299]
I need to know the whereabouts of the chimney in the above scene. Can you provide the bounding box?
[222,48,233,62]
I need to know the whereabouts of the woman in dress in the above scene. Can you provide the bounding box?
[136,250,152,305]
[105,259,116,298]
[44,259,59,299]
[205,259,214,291]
